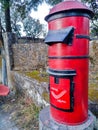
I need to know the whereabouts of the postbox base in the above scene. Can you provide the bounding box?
[39,106,96,130]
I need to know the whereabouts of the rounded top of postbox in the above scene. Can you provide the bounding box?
[45,0,94,21]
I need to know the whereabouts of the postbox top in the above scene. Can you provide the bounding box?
[45,0,94,21]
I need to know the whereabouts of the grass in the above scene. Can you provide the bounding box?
[42,92,49,102]
[24,70,49,82]
[89,88,98,103]
[89,82,98,103]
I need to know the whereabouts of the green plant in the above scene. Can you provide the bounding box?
[25,70,49,82]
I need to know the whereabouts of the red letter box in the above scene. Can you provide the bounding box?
[45,0,94,125]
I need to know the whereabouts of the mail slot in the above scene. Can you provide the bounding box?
[48,69,76,112]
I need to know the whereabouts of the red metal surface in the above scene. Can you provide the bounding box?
[45,0,93,125]
[48,17,89,56]
[48,0,94,17]
[0,84,9,96]
[49,58,89,125]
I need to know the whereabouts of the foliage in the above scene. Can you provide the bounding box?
[45,0,63,5]
[82,0,98,36]
[0,0,98,36]
[0,0,47,37]
[23,16,45,38]
[11,0,47,37]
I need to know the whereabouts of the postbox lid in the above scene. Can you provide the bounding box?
[45,0,94,21]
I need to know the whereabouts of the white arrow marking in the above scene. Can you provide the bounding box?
[51,90,67,99]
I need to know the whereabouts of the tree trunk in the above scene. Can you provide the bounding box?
[4,0,12,32]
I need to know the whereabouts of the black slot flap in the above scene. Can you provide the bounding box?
[47,68,76,77]
[45,26,74,45]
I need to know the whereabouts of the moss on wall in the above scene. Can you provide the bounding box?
[42,92,49,103]
[24,70,49,83]
[89,88,98,103]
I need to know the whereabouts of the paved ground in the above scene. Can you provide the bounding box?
[96,120,98,129]
[0,104,19,130]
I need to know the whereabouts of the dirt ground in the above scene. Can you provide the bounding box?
[0,91,41,130]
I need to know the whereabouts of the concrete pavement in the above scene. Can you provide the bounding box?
[0,104,19,130]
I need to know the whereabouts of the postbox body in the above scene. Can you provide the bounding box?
[45,1,94,125]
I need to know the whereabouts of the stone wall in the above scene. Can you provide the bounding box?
[12,42,48,71]
[89,40,98,103]
[11,71,49,107]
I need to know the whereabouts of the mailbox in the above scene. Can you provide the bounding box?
[45,0,94,125]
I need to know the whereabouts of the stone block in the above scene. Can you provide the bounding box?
[39,106,96,130]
